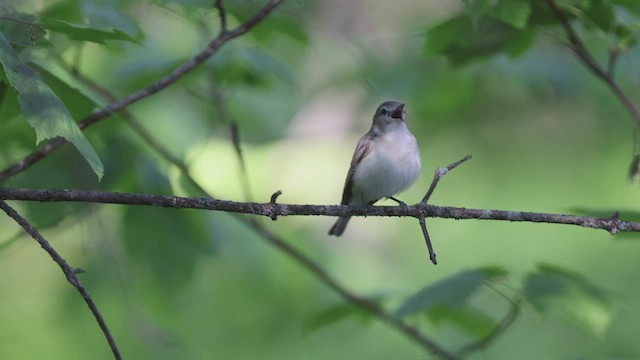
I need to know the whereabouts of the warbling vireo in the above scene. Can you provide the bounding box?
[329,101,422,236]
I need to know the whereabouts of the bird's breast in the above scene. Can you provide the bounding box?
[351,129,421,203]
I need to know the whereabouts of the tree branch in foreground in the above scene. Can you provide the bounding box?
[0,200,121,360]
[0,188,637,234]
[0,0,284,182]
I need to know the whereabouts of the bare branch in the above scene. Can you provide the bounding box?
[422,154,472,204]
[0,200,121,360]
[0,0,284,182]
[214,0,228,33]
[418,215,437,264]
[1,188,638,234]
[545,0,640,126]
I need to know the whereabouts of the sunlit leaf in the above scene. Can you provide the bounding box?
[0,32,103,178]
[524,264,614,337]
[394,267,506,318]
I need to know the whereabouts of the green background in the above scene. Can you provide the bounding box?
[1,0,639,359]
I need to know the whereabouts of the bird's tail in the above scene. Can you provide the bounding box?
[328,216,351,236]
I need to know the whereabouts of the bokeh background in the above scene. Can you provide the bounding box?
[1,0,640,359]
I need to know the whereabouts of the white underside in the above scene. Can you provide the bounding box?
[350,125,421,204]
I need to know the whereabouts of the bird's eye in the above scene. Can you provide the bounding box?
[380,108,389,115]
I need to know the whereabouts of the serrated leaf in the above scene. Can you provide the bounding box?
[0,32,103,178]
[394,267,506,318]
[39,17,138,44]
[524,264,614,337]
[491,0,532,28]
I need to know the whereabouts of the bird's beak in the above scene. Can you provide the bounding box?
[391,103,405,120]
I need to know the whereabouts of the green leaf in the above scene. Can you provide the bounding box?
[427,304,497,337]
[33,65,98,120]
[303,304,361,335]
[583,0,614,32]
[491,0,532,28]
[524,264,614,337]
[394,267,506,318]
[39,17,139,44]
[0,12,47,47]
[0,81,20,122]
[424,15,536,65]
[303,296,384,335]
[0,32,103,178]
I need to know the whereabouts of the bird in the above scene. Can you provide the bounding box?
[329,100,422,236]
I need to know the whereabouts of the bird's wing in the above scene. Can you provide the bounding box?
[340,135,373,205]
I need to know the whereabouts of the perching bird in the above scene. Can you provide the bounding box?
[329,101,421,236]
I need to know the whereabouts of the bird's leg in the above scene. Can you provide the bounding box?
[388,196,409,216]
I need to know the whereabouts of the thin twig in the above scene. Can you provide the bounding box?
[214,0,228,33]
[1,188,638,234]
[422,154,472,204]
[0,0,284,182]
[545,0,640,126]
[0,200,121,360]
[418,154,472,264]
[418,215,437,264]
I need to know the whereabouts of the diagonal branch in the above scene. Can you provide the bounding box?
[0,0,284,182]
[1,188,638,234]
[0,200,121,360]
[544,0,640,125]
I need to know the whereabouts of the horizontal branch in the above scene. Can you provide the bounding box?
[0,188,636,234]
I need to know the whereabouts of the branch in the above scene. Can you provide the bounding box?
[545,0,640,126]
[0,0,284,182]
[419,154,473,264]
[0,200,121,360]
[0,188,637,234]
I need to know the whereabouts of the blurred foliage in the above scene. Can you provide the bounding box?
[1,0,640,359]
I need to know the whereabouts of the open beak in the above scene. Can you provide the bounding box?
[391,103,405,120]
